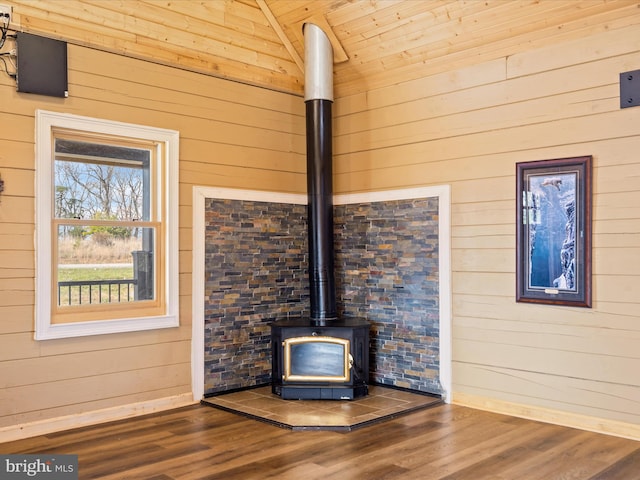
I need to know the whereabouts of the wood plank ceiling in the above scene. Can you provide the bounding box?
[6,0,640,98]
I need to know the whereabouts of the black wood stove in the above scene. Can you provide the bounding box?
[271,23,370,400]
[271,317,369,400]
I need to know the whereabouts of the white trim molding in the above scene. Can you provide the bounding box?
[453,392,640,441]
[191,187,306,401]
[192,185,452,403]
[0,394,196,443]
[335,186,452,402]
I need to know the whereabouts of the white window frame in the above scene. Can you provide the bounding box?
[35,110,179,340]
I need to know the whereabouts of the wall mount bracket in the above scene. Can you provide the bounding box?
[620,69,640,108]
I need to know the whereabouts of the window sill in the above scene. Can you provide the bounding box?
[34,314,179,340]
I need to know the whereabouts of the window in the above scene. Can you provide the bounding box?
[35,110,179,339]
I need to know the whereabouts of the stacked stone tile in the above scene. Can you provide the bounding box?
[204,196,441,396]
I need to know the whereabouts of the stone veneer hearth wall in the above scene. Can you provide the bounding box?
[204,198,308,394]
[204,196,441,395]
[335,198,440,393]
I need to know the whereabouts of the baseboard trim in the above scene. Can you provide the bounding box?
[452,392,640,441]
[0,393,197,443]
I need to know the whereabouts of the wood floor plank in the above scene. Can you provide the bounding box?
[1,404,638,479]
[587,447,640,480]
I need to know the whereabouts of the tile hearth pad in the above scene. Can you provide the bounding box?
[202,385,442,431]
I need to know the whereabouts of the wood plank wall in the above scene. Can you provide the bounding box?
[8,0,304,95]
[0,42,305,434]
[333,17,640,436]
[1,1,639,441]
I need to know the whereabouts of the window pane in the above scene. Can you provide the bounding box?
[57,225,155,306]
[54,139,150,222]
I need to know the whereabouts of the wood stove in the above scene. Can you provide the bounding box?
[271,318,369,400]
[270,23,370,400]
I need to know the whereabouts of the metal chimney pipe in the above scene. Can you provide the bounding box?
[304,23,336,323]
[304,23,333,103]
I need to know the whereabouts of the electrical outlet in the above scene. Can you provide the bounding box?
[0,4,12,25]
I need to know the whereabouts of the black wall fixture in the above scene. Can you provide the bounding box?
[620,69,640,109]
[16,32,68,98]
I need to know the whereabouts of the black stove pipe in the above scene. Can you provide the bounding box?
[304,23,337,323]
[306,99,336,322]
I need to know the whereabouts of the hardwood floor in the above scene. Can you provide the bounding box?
[1,403,638,479]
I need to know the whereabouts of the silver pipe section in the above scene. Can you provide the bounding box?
[304,23,333,102]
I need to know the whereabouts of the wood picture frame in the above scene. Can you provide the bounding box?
[516,156,592,307]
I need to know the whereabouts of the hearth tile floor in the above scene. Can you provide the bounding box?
[201,385,442,431]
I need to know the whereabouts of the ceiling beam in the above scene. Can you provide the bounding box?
[257,0,304,73]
